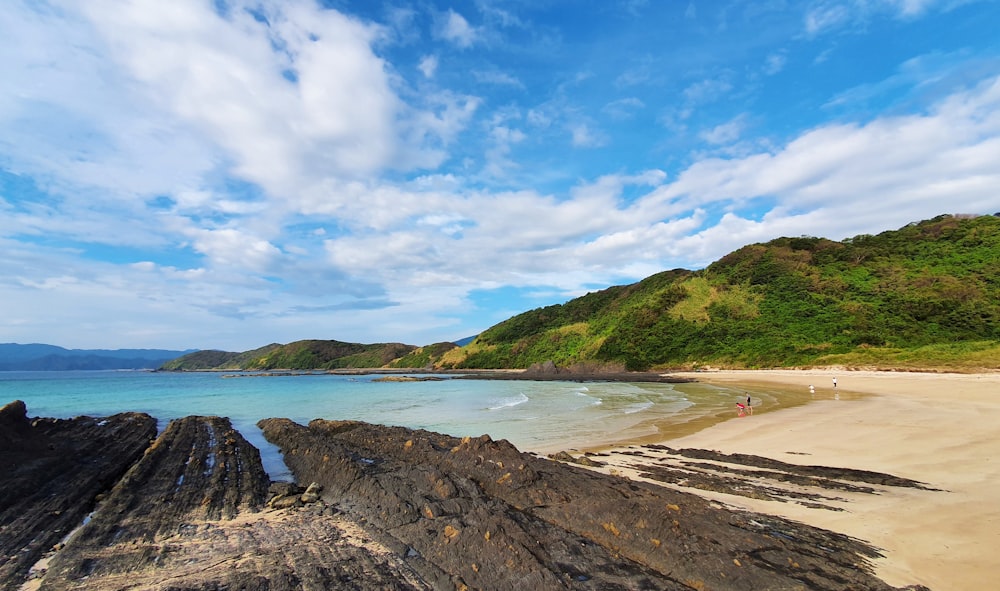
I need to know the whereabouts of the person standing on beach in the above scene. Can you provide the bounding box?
[832,377,838,388]
[746,394,753,415]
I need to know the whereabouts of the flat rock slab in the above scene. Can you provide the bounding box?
[43,502,431,591]
[0,400,157,591]
[575,445,940,512]
[260,418,929,591]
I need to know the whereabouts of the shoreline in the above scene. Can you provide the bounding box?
[582,369,1000,591]
[7,367,996,588]
[6,399,907,590]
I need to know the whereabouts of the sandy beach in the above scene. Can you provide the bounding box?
[586,369,1000,591]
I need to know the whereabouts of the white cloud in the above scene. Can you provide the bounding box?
[419,54,439,78]
[0,0,483,262]
[683,76,734,104]
[0,1,217,199]
[602,97,645,120]
[763,52,787,75]
[473,69,524,87]
[805,4,850,35]
[438,9,478,48]
[884,0,940,17]
[643,75,1000,257]
[804,0,982,36]
[526,108,553,128]
[700,115,747,145]
[5,0,475,207]
[483,125,526,178]
[615,66,652,88]
[569,123,607,148]
[3,0,999,350]
[384,6,420,45]
[187,227,283,272]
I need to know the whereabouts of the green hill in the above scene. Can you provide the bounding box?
[159,344,282,370]
[161,215,1000,373]
[162,340,418,371]
[442,214,1000,371]
[388,342,460,369]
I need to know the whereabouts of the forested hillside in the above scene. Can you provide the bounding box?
[162,340,416,371]
[443,214,1000,371]
[161,215,999,372]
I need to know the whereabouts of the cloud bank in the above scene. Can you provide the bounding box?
[1,0,998,349]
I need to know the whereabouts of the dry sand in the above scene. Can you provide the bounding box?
[590,369,1000,591]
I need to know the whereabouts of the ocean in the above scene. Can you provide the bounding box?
[0,370,774,481]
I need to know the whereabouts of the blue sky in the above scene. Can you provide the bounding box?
[2,0,999,351]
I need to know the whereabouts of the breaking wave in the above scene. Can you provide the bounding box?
[623,401,654,414]
[488,393,530,410]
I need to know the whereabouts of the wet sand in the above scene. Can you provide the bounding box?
[589,369,1000,591]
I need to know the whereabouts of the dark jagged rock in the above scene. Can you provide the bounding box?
[548,450,606,467]
[40,416,271,587]
[0,400,157,591]
[645,445,940,490]
[260,418,925,591]
[574,445,942,514]
[39,416,429,591]
[371,376,446,382]
[7,403,929,590]
[260,418,675,590]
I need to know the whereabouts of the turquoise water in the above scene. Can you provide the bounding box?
[0,371,764,481]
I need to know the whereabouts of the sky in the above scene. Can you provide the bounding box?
[2,0,999,351]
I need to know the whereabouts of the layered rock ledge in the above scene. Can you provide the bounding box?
[0,401,156,590]
[2,400,929,590]
[259,418,929,591]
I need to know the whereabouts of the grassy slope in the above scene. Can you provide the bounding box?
[444,215,1000,371]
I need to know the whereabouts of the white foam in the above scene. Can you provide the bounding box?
[623,401,654,414]
[488,392,529,410]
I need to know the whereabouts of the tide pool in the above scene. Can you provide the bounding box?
[0,370,773,481]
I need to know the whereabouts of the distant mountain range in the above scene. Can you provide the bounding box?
[0,344,198,371]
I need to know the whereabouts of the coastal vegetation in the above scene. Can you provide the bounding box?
[161,214,1000,372]
[448,213,1000,371]
[159,344,282,370]
[162,340,416,371]
[388,342,460,369]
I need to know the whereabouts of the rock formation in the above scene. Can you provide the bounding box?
[2,400,929,590]
[0,400,157,590]
[39,415,271,588]
[260,418,927,591]
[28,414,429,591]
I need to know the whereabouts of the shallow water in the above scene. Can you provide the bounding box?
[0,371,817,481]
